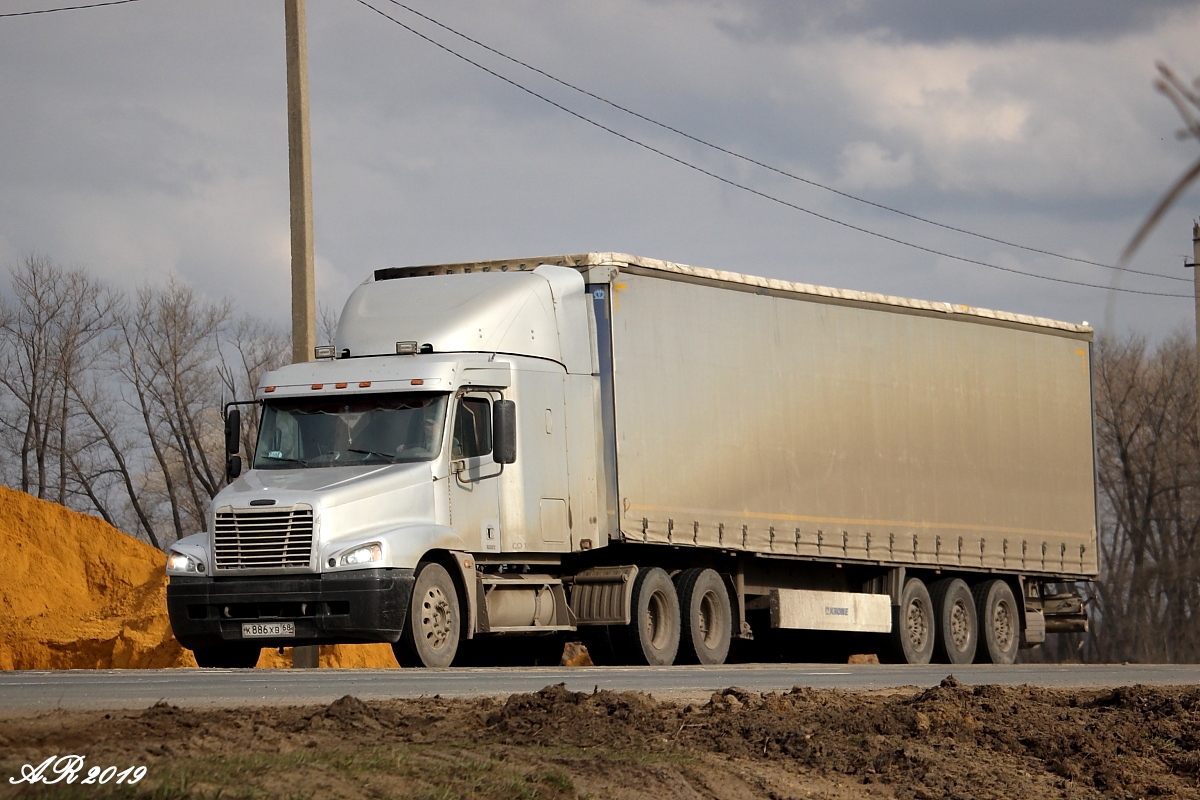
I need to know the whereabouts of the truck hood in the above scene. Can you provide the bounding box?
[214,463,440,548]
[231,463,429,500]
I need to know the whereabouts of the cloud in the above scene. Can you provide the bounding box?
[714,0,1197,45]
[0,0,1196,343]
[838,142,915,190]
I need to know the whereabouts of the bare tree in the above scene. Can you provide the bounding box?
[318,301,340,350]
[111,281,231,545]
[217,314,289,459]
[66,356,165,546]
[0,260,311,551]
[1088,331,1200,662]
[0,256,113,502]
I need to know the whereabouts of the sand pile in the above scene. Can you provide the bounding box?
[0,485,194,670]
[0,487,397,670]
[259,645,398,669]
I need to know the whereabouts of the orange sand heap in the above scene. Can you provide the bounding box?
[0,487,397,669]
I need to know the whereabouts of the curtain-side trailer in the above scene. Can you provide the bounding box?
[166,253,1096,668]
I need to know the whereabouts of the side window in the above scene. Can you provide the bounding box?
[453,396,493,459]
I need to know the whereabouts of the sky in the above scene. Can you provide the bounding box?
[1,0,1199,340]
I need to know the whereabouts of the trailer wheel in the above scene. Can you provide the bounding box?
[393,561,460,668]
[973,579,1019,664]
[674,568,732,665]
[192,644,261,669]
[929,578,978,664]
[887,577,935,665]
[617,567,680,666]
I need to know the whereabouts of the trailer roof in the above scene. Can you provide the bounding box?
[374,252,1093,337]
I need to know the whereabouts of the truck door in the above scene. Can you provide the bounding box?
[448,392,502,553]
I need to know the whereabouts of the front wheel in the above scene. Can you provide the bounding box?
[393,562,461,668]
[192,644,261,669]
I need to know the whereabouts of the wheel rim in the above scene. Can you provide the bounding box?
[420,584,453,650]
[697,590,721,648]
[949,599,971,652]
[906,598,928,651]
[992,599,1014,652]
[647,590,671,649]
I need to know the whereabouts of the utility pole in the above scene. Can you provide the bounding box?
[285,0,319,670]
[1194,221,1200,367]
[286,0,316,367]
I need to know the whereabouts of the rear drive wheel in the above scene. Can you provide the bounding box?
[393,562,461,668]
[930,578,978,665]
[974,579,1019,664]
[192,644,261,669]
[617,567,680,666]
[886,577,935,665]
[675,568,732,665]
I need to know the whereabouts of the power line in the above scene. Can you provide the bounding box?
[380,0,1189,287]
[0,0,142,17]
[354,0,1190,299]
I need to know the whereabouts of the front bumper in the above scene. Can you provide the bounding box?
[166,568,415,651]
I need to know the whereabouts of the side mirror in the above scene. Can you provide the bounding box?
[226,455,242,482]
[224,408,241,455]
[493,400,516,464]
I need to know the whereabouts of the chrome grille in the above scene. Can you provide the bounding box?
[213,505,314,571]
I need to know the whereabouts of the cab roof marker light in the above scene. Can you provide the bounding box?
[264,386,276,393]
[311,384,323,390]
[335,382,348,389]
[411,379,424,386]
[396,341,419,355]
[359,381,371,388]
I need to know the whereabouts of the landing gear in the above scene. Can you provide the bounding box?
[616,567,680,666]
[887,577,935,665]
[930,578,978,664]
[675,568,732,665]
[192,644,261,669]
[974,579,1019,664]
[393,562,461,668]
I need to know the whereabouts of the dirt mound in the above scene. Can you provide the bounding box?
[5,682,1200,799]
[478,679,1200,797]
[257,645,398,669]
[0,487,397,670]
[0,486,194,670]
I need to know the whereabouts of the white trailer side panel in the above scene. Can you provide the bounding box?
[608,271,1097,578]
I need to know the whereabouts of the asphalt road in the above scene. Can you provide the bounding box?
[2,663,1199,713]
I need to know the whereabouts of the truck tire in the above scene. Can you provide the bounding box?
[617,567,680,666]
[887,577,935,665]
[192,644,261,669]
[973,579,1019,664]
[929,578,978,665]
[674,568,732,665]
[393,561,460,668]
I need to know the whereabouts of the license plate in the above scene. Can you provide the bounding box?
[241,621,295,638]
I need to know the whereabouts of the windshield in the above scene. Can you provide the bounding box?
[253,392,448,469]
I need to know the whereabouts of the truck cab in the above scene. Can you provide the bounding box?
[167,264,598,668]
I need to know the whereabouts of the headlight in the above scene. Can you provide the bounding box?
[334,542,383,567]
[167,551,205,573]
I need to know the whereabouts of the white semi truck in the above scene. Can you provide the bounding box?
[166,253,1096,668]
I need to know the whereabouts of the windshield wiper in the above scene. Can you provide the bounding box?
[349,448,397,462]
[261,455,308,467]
